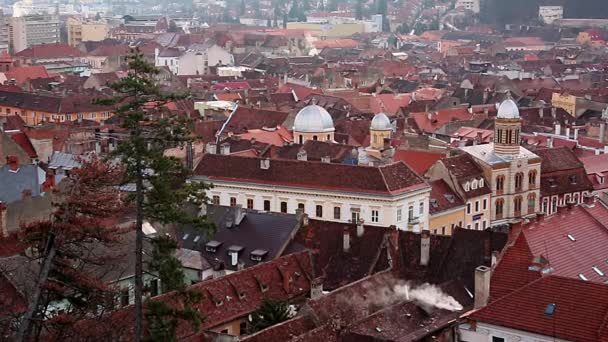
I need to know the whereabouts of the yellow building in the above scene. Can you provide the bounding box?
[287,22,365,39]
[67,18,109,47]
[551,92,577,117]
[428,180,466,236]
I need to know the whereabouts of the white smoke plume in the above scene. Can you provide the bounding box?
[365,281,463,313]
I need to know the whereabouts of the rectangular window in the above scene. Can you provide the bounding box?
[264,200,270,211]
[120,288,129,307]
[475,222,479,230]
[482,220,487,229]
[230,197,236,207]
[396,209,402,222]
[371,210,379,223]
[315,205,323,218]
[298,203,305,213]
[467,203,471,214]
[419,202,424,215]
[475,201,479,212]
[333,206,341,219]
[150,279,159,297]
[212,195,220,205]
[483,199,487,210]
[351,211,360,223]
[441,226,446,235]
[280,201,287,213]
[239,322,247,335]
[467,224,471,229]
[408,206,414,219]
[492,337,505,342]
[247,199,254,209]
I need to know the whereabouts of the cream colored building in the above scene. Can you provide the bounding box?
[460,98,541,227]
[10,15,60,53]
[67,18,109,47]
[287,22,365,39]
[551,92,577,116]
[292,105,335,144]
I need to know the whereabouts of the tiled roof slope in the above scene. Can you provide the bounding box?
[534,146,585,173]
[469,276,608,342]
[15,43,84,58]
[194,154,428,195]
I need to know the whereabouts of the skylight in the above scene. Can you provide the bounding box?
[193,236,200,243]
[593,266,605,277]
[544,303,556,316]
[182,233,190,240]
[579,273,589,281]
[567,234,576,242]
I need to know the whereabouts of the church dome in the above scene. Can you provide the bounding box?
[371,113,392,130]
[293,105,335,133]
[496,98,520,119]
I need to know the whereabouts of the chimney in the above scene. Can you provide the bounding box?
[420,230,430,266]
[0,202,7,238]
[234,205,245,225]
[474,265,491,309]
[539,107,544,118]
[297,150,307,161]
[343,227,350,252]
[583,194,596,207]
[483,88,489,103]
[565,126,570,138]
[547,136,554,148]
[6,156,19,172]
[186,141,194,170]
[321,156,330,163]
[260,158,270,170]
[554,123,561,136]
[206,142,217,154]
[551,107,557,118]
[310,278,323,299]
[600,122,606,143]
[574,128,579,140]
[220,142,231,155]
[356,219,364,237]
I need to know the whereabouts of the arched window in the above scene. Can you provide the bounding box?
[471,179,478,190]
[496,176,505,193]
[528,193,536,214]
[327,134,331,141]
[464,181,470,191]
[479,178,484,187]
[313,135,318,141]
[574,193,580,203]
[515,172,524,191]
[543,198,548,213]
[299,135,303,144]
[514,196,522,216]
[551,197,558,214]
[495,199,504,219]
[528,170,537,188]
[565,194,571,204]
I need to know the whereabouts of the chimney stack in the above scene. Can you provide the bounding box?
[6,156,19,172]
[574,128,579,140]
[420,230,430,266]
[220,142,231,155]
[297,150,307,161]
[206,142,217,154]
[260,158,270,170]
[551,107,557,118]
[474,265,491,309]
[343,227,350,252]
[554,123,561,136]
[565,126,570,138]
[600,122,606,144]
[321,156,331,163]
[0,202,7,238]
[310,278,323,299]
[356,219,364,237]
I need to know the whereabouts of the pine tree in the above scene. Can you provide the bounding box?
[108,50,213,342]
[14,156,125,341]
[249,298,291,333]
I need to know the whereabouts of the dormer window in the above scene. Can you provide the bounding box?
[479,178,484,187]
[205,240,223,253]
[569,175,577,184]
[471,179,478,190]
[597,174,605,185]
[250,249,268,262]
[464,181,470,191]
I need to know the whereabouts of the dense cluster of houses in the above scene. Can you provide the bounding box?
[2,8,608,342]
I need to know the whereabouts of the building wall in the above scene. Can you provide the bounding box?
[460,322,570,342]
[10,15,60,52]
[197,179,431,232]
[539,6,563,24]
[541,191,589,216]
[464,194,492,230]
[551,92,577,116]
[0,106,113,125]
[211,318,247,336]
[429,206,465,236]
[294,131,334,144]
[455,0,480,13]
[287,22,365,39]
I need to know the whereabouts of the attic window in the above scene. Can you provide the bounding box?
[567,234,576,242]
[430,199,439,208]
[444,194,455,203]
[182,234,190,241]
[569,175,577,184]
[579,273,589,281]
[193,236,200,243]
[593,266,605,277]
[471,179,478,190]
[464,182,470,191]
[544,303,556,316]
[479,178,484,187]
[250,249,268,262]
[205,240,223,253]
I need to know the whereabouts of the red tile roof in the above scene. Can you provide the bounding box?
[8,132,37,158]
[3,66,51,85]
[212,81,251,90]
[15,43,84,58]
[312,39,359,49]
[193,154,428,196]
[224,106,289,134]
[276,83,323,101]
[428,179,465,215]
[236,126,293,146]
[393,149,443,176]
[57,251,315,341]
[469,276,608,342]
[370,94,411,115]
[214,93,242,101]
[410,108,473,134]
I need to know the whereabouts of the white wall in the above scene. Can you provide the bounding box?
[197,179,431,232]
[460,322,570,342]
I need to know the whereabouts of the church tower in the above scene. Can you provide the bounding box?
[494,96,522,155]
[370,113,392,150]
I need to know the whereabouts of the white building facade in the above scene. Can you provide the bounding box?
[539,6,563,25]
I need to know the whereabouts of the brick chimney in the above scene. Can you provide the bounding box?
[474,265,491,308]
[343,227,350,252]
[6,155,19,172]
[0,202,7,238]
[386,225,401,276]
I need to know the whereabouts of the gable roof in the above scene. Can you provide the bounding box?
[15,43,84,58]
[193,154,428,196]
[0,163,41,204]
[469,276,608,342]
[428,179,465,215]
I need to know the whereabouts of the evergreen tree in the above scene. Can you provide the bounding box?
[108,50,213,342]
[249,298,292,333]
[14,156,125,341]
